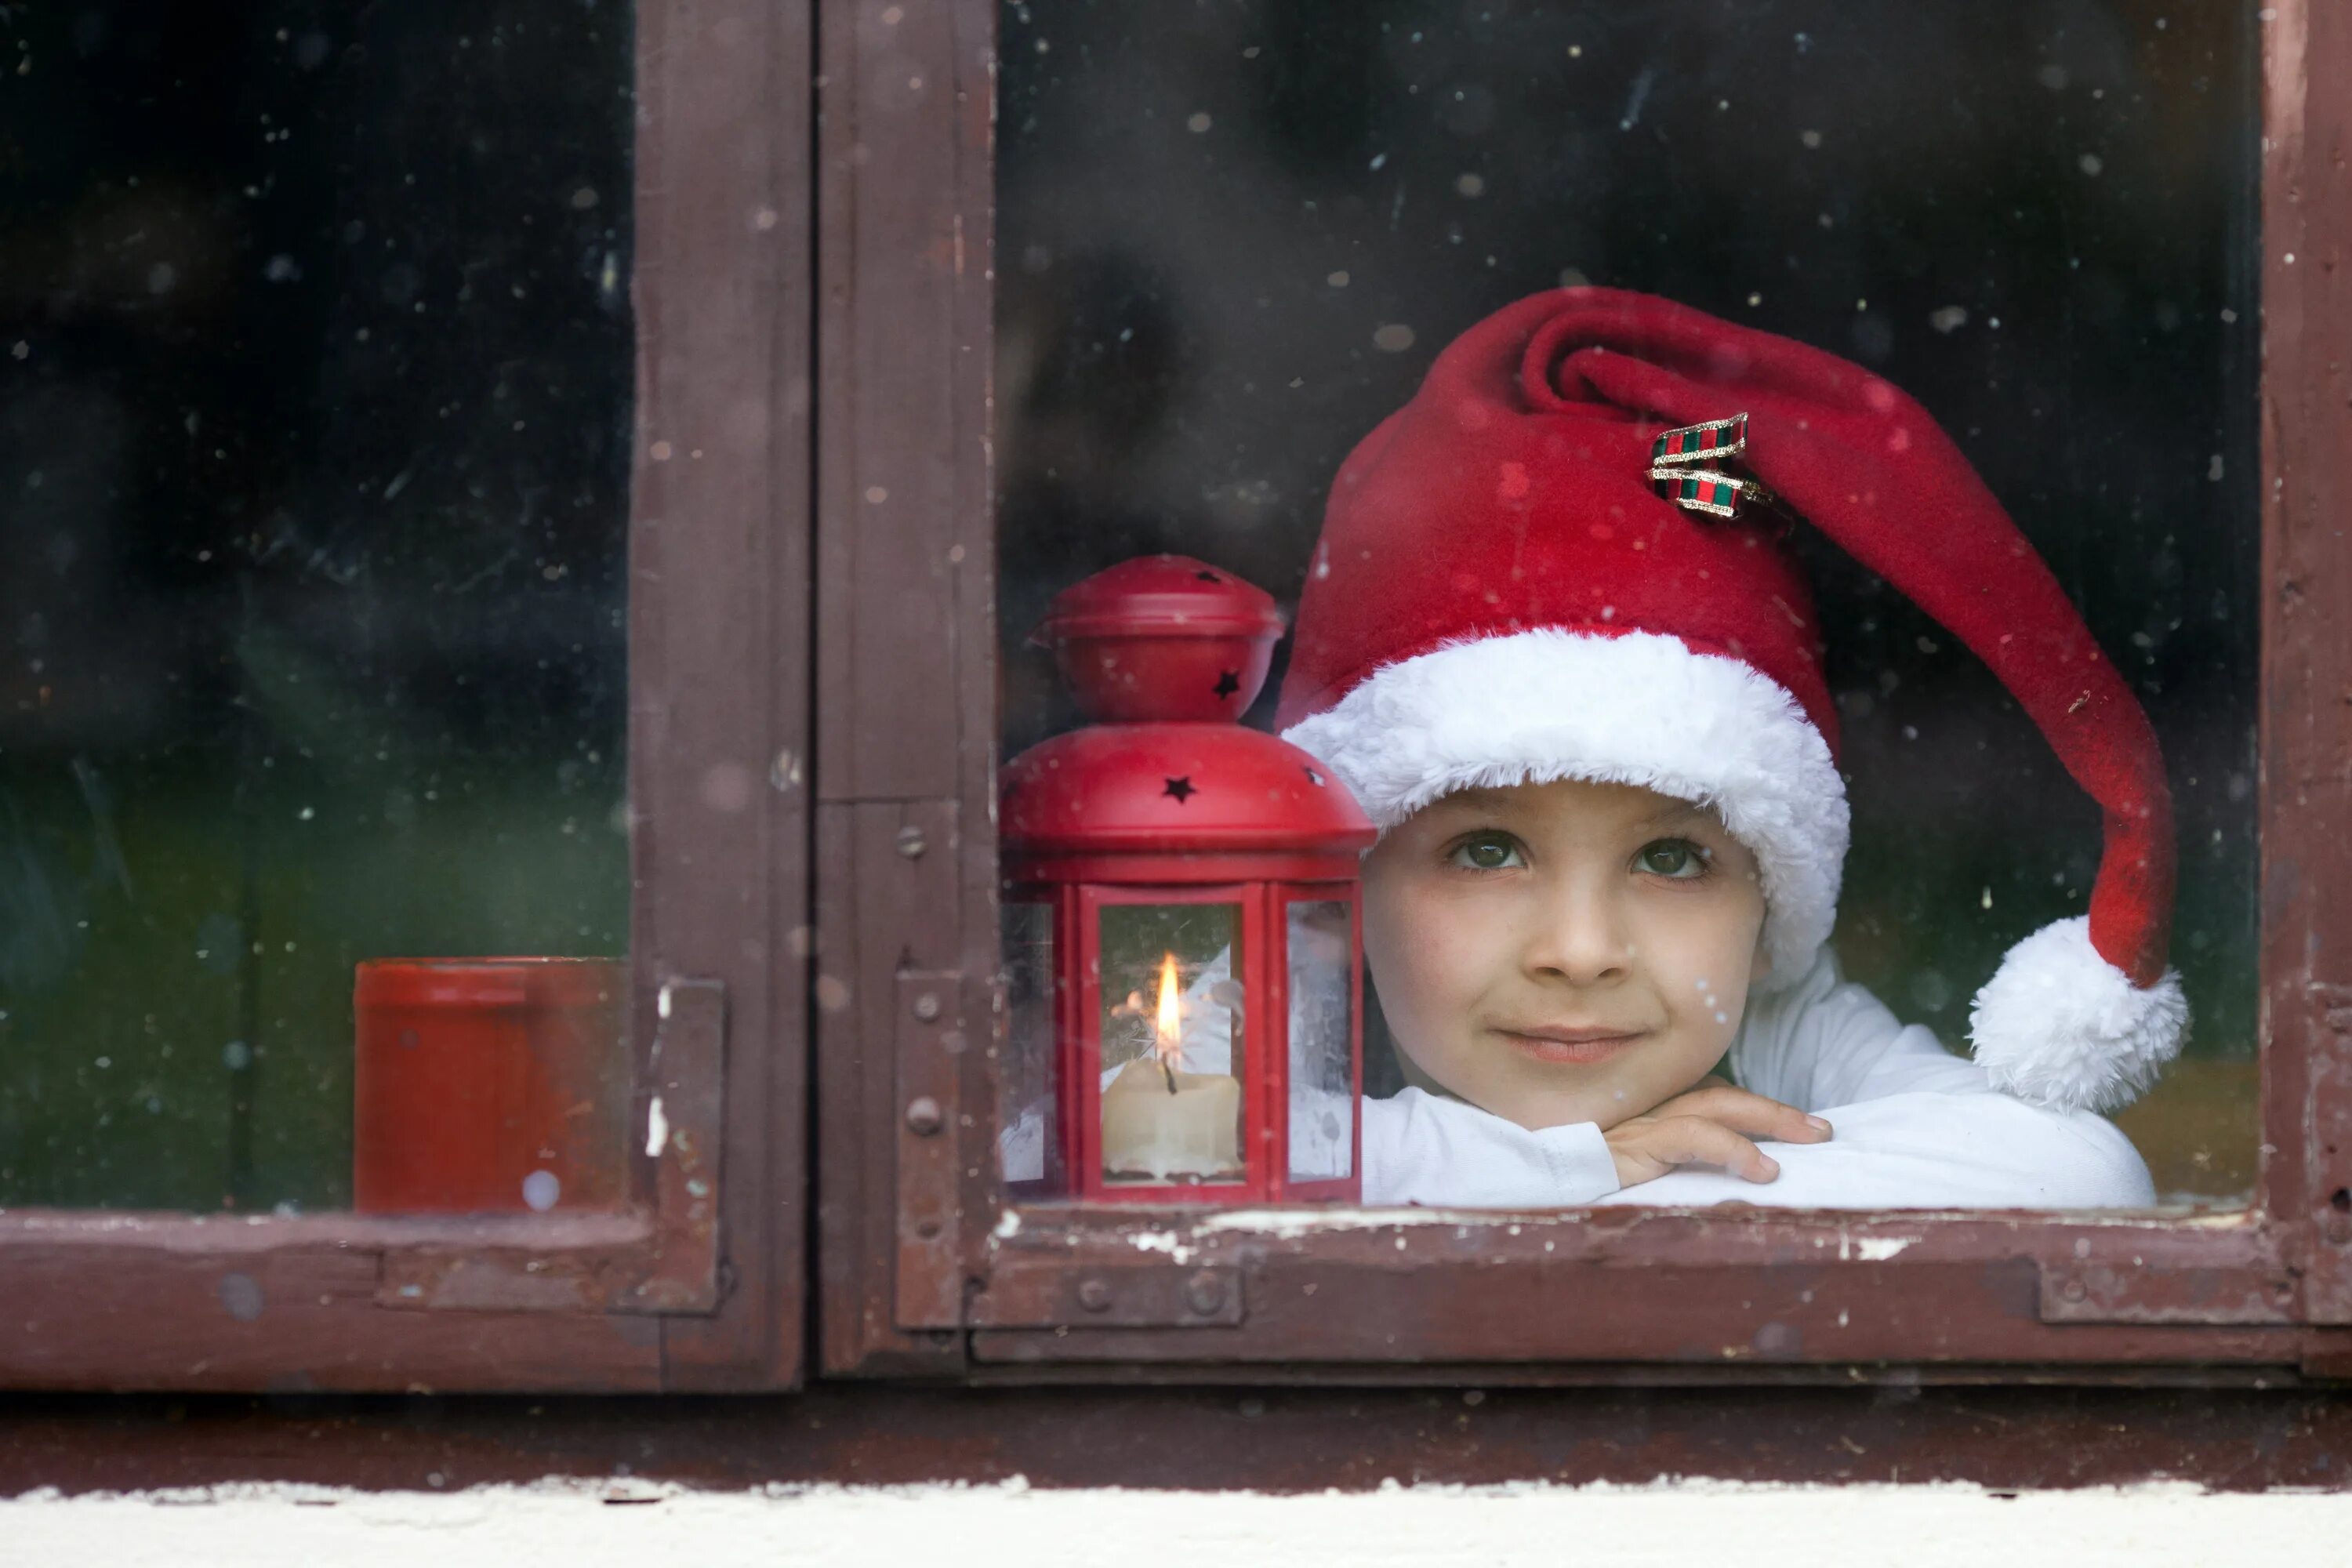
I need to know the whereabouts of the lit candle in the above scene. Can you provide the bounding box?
[1101,951,1242,1181]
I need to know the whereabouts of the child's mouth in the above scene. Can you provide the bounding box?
[1494,1026,1646,1065]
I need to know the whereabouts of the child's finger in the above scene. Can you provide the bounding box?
[1664,1086,1832,1145]
[1651,1117,1780,1182]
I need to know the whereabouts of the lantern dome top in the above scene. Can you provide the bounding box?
[1033,554,1284,644]
[1001,721,1375,862]
[1031,556,1287,724]
[1006,556,1374,874]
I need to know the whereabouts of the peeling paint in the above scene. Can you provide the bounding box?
[989,1203,2260,1265]
[1194,1206,1523,1237]
[1127,1230,1196,1265]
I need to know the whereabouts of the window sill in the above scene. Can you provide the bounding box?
[967,1200,2304,1373]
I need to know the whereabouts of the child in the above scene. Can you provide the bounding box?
[1261,287,2183,1209]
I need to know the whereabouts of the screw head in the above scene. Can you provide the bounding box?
[895,825,927,858]
[912,992,942,1022]
[2061,1278,2088,1304]
[905,1096,945,1136]
[1076,1277,1113,1312]
[1185,1269,1227,1316]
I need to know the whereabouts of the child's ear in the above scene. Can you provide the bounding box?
[1749,926,1773,986]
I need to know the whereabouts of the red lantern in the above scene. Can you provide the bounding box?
[1000,556,1377,1204]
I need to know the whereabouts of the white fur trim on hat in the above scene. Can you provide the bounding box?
[1967,915,2188,1114]
[1280,629,1847,989]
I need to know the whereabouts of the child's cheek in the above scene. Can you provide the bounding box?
[1362,873,1478,1065]
[1631,899,1759,1052]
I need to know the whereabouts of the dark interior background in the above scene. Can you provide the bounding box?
[995,0,2260,1201]
[0,3,633,1209]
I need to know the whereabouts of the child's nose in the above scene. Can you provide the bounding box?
[1521,879,1632,986]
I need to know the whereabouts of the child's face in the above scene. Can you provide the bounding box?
[1361,778,1770,1133]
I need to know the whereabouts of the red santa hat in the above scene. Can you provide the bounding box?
[1276,286,2186,1115]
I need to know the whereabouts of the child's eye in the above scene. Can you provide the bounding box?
[1635,837,1710,879]
[1448,833,1527,872]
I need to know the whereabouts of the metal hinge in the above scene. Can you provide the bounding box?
[895,969,977,1328]
[968,1258,1246,1329]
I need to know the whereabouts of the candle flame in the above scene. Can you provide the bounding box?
[1154,951,1182,1065]
[1153,952,1183,1094]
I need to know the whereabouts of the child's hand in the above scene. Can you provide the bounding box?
[1604,1077,1833,1188]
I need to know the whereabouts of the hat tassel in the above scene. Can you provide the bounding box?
[1967,915,2188,1115]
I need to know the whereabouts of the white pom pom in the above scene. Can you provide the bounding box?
[1967,915,2188,1114]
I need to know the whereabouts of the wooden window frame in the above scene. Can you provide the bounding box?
[816,0,2352,1383]
[0,0,815,1395]
[10,0,2348,1401]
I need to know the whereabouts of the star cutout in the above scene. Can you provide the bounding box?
[1302,766,1323,787]
[1212,670,1241,699]
[1163,776,1196,804]
[1195,570,1221,583]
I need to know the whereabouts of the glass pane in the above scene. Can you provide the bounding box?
[999,899,1058,1184]
[1,4,634,1212]
[1097,902,1244,1185]
[1000,2,2259,1208]
[1287,900,1354,1181]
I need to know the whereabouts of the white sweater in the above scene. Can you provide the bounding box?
[1359,949,2157,1209]
[1001,948,2158,1209]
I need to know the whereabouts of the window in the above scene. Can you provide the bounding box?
[820,0,2347,1378]
[996,2,2259,1203]
[4,9,634,1218]
[4,0,811,1392]
[15,0,2352,1396]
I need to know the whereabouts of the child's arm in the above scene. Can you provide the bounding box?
[1361,1083,1828,1207]
[1600,1087,2155,1209]
[1361,1088,1620,1207]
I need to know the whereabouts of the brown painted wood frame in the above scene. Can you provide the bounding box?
[0,0,815,1394]
[815,0,2352,1382]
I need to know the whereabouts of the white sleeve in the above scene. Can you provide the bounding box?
[1360,1088,1621,1207]
[1698,949,2154,1207]
[1605,1087,2156,1209]
[1731,947,1998,1109]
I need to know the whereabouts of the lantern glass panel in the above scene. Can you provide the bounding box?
[1286,899,1354,1182]
[999,898,1058,1185]
[1097,902,1245,1185]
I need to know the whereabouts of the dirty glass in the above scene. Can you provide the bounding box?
[1286,899,1352,1182]
[997,2,2259,1207]
[0,4,633,1211]
[999,899,1058,1185]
